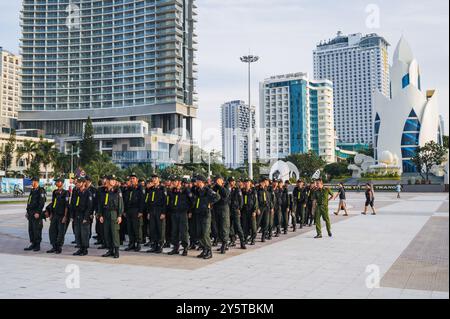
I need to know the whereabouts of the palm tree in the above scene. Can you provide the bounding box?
[16,140,38,170]
[35,138,58,180]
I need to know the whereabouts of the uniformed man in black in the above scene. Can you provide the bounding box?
[257,178,272,243]
[143,179,152,246]
[280,180,293,235]
[293,180,306,231]
[124,173,145,252]
[24,177,46,252]
[164,178,173,248]
[45,177,69,254]
[119,178,129,245]
[266,180,277,241]
[241,179,258,245]
[146,174,167,254]
[192,175,220,259]
[188,177,199,250]
[95,177,108,249]
[167,176,193,256]
[98,175,124,258]
[70,177,93,256]
[85,176,97,240]
[272,180,283,237]
[212,176,231,254]
[228,177,246,250]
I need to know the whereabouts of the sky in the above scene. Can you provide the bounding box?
[1,0,448,151]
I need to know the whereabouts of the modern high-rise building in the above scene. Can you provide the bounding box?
[221,100,256,169]
[259,73,335,163]
[19,0,197,167]
[0,48,21,133]
[374,37,444,173]
[313,31,390,145]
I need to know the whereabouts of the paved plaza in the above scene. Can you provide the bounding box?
[0,192,448,299]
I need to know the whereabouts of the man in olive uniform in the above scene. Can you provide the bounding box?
[24,177,46,252]
[292,180,306,230]
[95,177,108,249]
[192,175,220,259]
[70,177,93,256]
[98,175,124,258]
[228,177,246,250]
[241,179,258,245]
[146,174,167,254]
[124,173,145,252]
[167,176,193,256]
[45,177,69,254]
[257,178,272,243]
[143,179,153,246]
[280,180,293,235]
[212,176,231,254]
[313,179,333,239]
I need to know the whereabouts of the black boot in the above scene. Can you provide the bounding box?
[182,247,188,256]
[240,242,247,250]
[197,249,206,258]
[46,246,57,254]
[219,243,226,254]
[134,244,141,252]
[24,244,34,251]
[55,246,62,254]
[203,249,213,260]
[188,242,196,250]
[155,244,163,254]
[102,250,113,257]
[124,244,135,252]
[73,249,83,256]
[168,246,179,255]
[146,243,157,253]
[33,244,40,252]
[250,239,255,246]
[80,248,88,256]
[114,248,119,259]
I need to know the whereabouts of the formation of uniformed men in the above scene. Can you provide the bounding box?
[24,174,334,259]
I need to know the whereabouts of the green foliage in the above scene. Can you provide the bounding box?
[0,130,16,173]
[412,141,447,181]
[324,162,351,179]
[79,117,98,166]
[285,151,326,180]
[443,135,449,149]
[84,153,120,183]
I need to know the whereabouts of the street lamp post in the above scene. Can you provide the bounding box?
[240,55,259,180]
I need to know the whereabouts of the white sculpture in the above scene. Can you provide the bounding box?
[269,160,300,181]
[348,151,401,178]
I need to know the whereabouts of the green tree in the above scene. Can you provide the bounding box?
[285,151,326,180]
[25,160,41,179]
[84,153,120,183]
[16,139,38,170]
[52,152,72,177]
[443,135,449,149]
[0,130,17,174]
[79,117,98,166]
[412,141,447,181]
[324,162,351,180]
[35,138,58,180]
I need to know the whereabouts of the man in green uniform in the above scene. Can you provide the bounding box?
[24,177,46,252]
[45,177,69,254]
[280,180,293,235]
[193,175,220,259]
[312,179,333,239]
[167,176,193,256]
[124,173,145,252]
[257,178,272,243]
[292,180,306,230]
[98,175,124,259]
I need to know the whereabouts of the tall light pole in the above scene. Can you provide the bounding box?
[240,55,259,180]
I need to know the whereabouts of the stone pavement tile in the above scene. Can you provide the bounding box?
[399,288,433,299]
[368,287,403,299]
[431,291,449,299]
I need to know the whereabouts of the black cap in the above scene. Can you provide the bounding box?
[85,175,92,182]
[31,177,39,182]
[171,176,180,182]
[107,175,117,181]
[151,174,159,179]
[214,175,224,181]
[77,176,86,182]
[285,180,290,185]
[227,176,236,182]
[129,172,137,178]
[182,178,190,184]
[54,177,64,183]
[196,175,207,182]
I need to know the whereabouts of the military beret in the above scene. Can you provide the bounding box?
[129,172,137,178]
